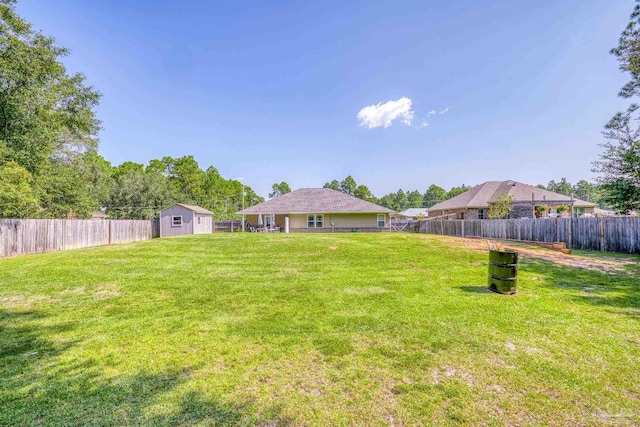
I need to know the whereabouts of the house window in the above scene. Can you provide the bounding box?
[172,216,183,227]
[478,209,485,219]
[197,216,201,225]
[377,214,385,227]
[573,207,584,218]
[307,214,324,228]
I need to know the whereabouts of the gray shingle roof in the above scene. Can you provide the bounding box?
[168,203,213,215]
[238,188,396,214]
[429,180,597,211]
[399,208,429,217]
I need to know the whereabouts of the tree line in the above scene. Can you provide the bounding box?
[266,176,605,213]
[2,0,637,220]
[0,1,262,220]
[591,0,640,214]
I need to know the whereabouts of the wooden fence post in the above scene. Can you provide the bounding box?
[599,217,605,252]
[568,218,573,249]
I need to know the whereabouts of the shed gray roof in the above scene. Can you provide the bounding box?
[162,203,213,215]
[429,180,597,211]
[238,188,395,214]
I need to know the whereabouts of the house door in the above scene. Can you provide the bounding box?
[205,217,212,233]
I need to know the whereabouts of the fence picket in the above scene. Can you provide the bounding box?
[408,218,640,254]
[0,219,158,258]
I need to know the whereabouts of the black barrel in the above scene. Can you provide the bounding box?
[488,249,518,294]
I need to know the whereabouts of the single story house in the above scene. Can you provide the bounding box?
[159,203,213,237]
[428,180,597,219]
[237,188,396,232]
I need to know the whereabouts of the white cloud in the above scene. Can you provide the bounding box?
[357,97,415,129]
[428,110,438,116]
[439,106,451,114]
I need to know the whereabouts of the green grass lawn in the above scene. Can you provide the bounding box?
[1,233,639,426]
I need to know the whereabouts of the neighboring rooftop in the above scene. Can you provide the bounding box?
[238,188,396,214]
[429,180,597,211]
[164,203,214,215]
[398,208,429,217]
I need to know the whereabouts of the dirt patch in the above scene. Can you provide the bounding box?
[447,236,636,273]
[430,366,474,387]
[327,246,338,251]
[95,284,121,300]
[0,293,60,308]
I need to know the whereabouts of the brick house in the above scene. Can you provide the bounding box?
[428,180,597,219]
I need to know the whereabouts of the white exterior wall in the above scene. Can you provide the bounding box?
[192,214,213,234]
[160,205,194,237]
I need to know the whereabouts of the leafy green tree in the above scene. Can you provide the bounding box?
[269,181,291,198]
[0,1,100,176]
[593,105,640,213]
[423,185,447,208]
[536,184,547,190]
[446,186,466,199]
[169,156,205,204]
[611,1,640,99]
[547,178,572,196]
[145,159,167,175]
[244,186,264,207]
[488,192,514,219]
[592,3,640,213]
[113,161,144,178]
[353,184,375,202]
[378,194,395,210]
[0,161,39,218]
[407,190,423,208]
[323,180,340,191]
[37,152,112,218]
[339,176,357,195]
[107,169,179,219]
[394,189,409,210]
[573,180,595,202]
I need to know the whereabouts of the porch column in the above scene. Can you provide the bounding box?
[285,216,290,233]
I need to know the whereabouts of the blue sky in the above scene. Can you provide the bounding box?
[17,0,634,198]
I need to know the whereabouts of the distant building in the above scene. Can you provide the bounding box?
[238,188,395,232]
[159,204,213,237]
[429,180,597,219]
[397,208,429,219]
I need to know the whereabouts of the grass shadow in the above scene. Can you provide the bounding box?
[0,309,288,426]
[457,285,491,293]
[519,258,640,313]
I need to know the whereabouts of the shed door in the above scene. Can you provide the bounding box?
[205,217,212,233]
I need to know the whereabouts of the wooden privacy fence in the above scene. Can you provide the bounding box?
[410,217,640,254]
[213,220,242,232]
[0,219,158,258]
